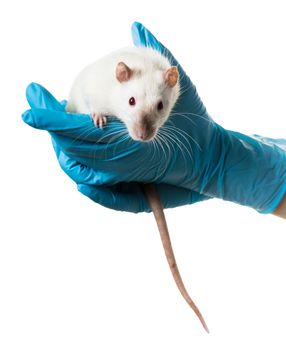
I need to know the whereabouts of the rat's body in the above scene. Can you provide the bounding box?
[66,47,209,332]
[66,47,179,141]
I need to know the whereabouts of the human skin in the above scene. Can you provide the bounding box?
[273,195,286,218]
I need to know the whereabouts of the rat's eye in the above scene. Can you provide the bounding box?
[157,101,163,111]
[129,97,136,106]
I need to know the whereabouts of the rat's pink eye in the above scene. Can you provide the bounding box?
[129,97,136,106]
[157,101,163,110]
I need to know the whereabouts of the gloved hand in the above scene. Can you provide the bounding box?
[22,82,210,212]
[22,22,286,214]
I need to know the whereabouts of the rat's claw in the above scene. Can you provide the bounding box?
[91,113,107,128]
[101,116,107,127]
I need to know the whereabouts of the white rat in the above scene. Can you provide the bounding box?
[66,47,179,140]
[66,47,209,333]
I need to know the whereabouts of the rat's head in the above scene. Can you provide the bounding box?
[115,57,179,142]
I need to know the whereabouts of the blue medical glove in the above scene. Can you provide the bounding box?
[22,83,209,212]
[131,22,286,214]
[22,22,286,214]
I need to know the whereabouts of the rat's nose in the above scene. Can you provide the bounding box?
[138,127,148,140]
[133,123,155,141]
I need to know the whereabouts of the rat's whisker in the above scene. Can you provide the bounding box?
[89,126,127,156]
[169,112,196,126]
[163,124,202,152]
[159,129,185,161]
[170,111,213,124]
[162,129,190,165]
[111,130,131,158]
[161,133,190,173]
[155,132,173,179]
[163,125,196,160]
[111,134,130,149]
[160,126,194,165]
[177,81,193,96]
[149,138,158,163]
[153,135,167,178]
[67,123,97,148]
[96,126,127,144]
[156,129,175,157]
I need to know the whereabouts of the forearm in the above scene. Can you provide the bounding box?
[273,194,286,219]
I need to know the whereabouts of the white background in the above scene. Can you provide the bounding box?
[1,0,286,349]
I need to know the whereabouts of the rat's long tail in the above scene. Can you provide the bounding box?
[143,183,209,333]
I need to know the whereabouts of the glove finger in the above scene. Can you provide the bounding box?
[23,107,129,152]
[78,183,150,213]
[131,22,187,78]
[22,107,96,136]
[26,82,65,111]
[24,83,94,132]
[49,121,137,168]
[78,182,211,213]
[23,84,130,145]
[27,83,67,112]
[156,183,211,208]
[52,138,110,185]
[53,137,209,210]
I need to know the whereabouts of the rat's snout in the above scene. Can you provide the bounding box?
[131,115,156,142]
[133,124,154,141]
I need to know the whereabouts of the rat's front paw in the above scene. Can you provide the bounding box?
[91,113,107,128]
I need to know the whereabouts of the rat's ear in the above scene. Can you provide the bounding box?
[164,67,179,88]
[116,62,133,83]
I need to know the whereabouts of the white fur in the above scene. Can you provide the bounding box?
[66,47,180,141]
